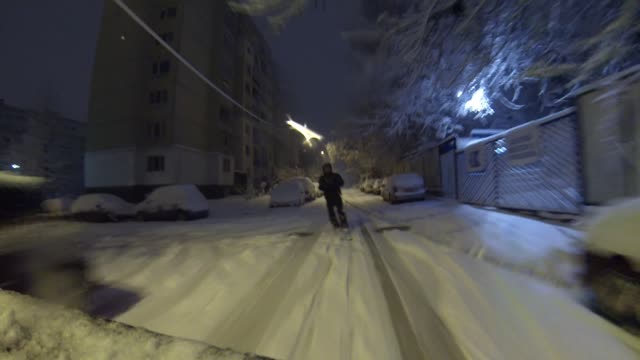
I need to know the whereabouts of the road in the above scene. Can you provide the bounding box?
[1,190,638,359]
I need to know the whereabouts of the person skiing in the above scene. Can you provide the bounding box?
[318,163,348,228]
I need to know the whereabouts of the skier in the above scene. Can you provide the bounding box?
[318,163,348,229]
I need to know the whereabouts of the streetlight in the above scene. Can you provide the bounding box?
[321,151,325,155]
[11,164,20,169]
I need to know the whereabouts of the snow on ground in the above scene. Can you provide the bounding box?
[345,189,584,287]
[1,191,638,359]
[0,290,270,360]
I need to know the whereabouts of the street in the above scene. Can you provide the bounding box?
[2,190,637,359]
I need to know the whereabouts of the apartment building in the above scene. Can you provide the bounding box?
[0,100,85,196]
[86,0,282,199]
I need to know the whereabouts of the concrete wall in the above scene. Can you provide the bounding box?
[85,148,136,187]
[85,146,234,188]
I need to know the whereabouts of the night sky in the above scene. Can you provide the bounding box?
[0,0,364,134]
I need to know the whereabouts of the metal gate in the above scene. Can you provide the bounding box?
[456,109,582,213]
[438,138,457,198]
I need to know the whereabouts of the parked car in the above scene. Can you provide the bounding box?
[359,177,369,192]
[41,197,73,216]
[363,178,377,193]
[582,198,640,327]
[291,176,317,201]
[71,193,134,222]
[371,179,384,195]
[379,177,389,197]
[135,184,209,221]
[313,181,324,197]
[381,173,426,204]
[269,180,306,207]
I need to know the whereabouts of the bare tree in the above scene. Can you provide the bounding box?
[230,0,640,150]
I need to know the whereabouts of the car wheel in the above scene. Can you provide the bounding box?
[177,211,188,221]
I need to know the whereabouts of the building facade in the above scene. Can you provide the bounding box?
[86,0,283,199]
[0,100,85,197]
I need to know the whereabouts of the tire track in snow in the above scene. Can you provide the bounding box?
[118,242,234,325]
[353,206,466,360]
[206,226,324,353]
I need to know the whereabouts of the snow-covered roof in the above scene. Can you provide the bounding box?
[456,107,577,152]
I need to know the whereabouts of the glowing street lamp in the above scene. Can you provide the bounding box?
[286,116,323,145]
[11,164,20,169]
[321,150,325,155]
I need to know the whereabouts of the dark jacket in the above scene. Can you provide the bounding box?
[319,172,344,197]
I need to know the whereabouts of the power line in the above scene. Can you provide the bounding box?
[111,0,267,124]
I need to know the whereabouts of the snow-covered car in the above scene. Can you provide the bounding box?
[582,198,640,326]
[269,180,306,207]
[41,197,73,216]
[359,177,369,192]
[135,184,209,221]
[381,173,426,204]
[313,181,323,197]
[71,194,134,222]
[371,179,384,195]
[291,176,317,201]
[363,178,377,193]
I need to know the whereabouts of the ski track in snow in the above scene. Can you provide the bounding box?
[2,190,639,359]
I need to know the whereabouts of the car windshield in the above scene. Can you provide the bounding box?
[1,1,640,359]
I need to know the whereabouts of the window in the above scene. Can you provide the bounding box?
[159,61,170,73]
[245,83,251,95]
[152,63,158,75]
[223,30,234,49]
[153,123,160,137]
[149,90,168,104]
[223,158,231,173]
[146,156,165,172]
[160,10,166,19]
[244,124,249,135]
[167,7,177,18]
[224,134,230,146]
[156,32,174,45]
[219,107,229,122]
[245,145,250,156]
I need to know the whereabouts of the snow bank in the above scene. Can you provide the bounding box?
[0,290,271,360]
[137,185,209,213]
[41,197,73,215]
[71,194,134,216]
[384,230,639,360]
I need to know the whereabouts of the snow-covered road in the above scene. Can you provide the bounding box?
[1,190,638,359]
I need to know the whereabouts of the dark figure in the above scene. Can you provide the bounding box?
[318,163,348,228]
